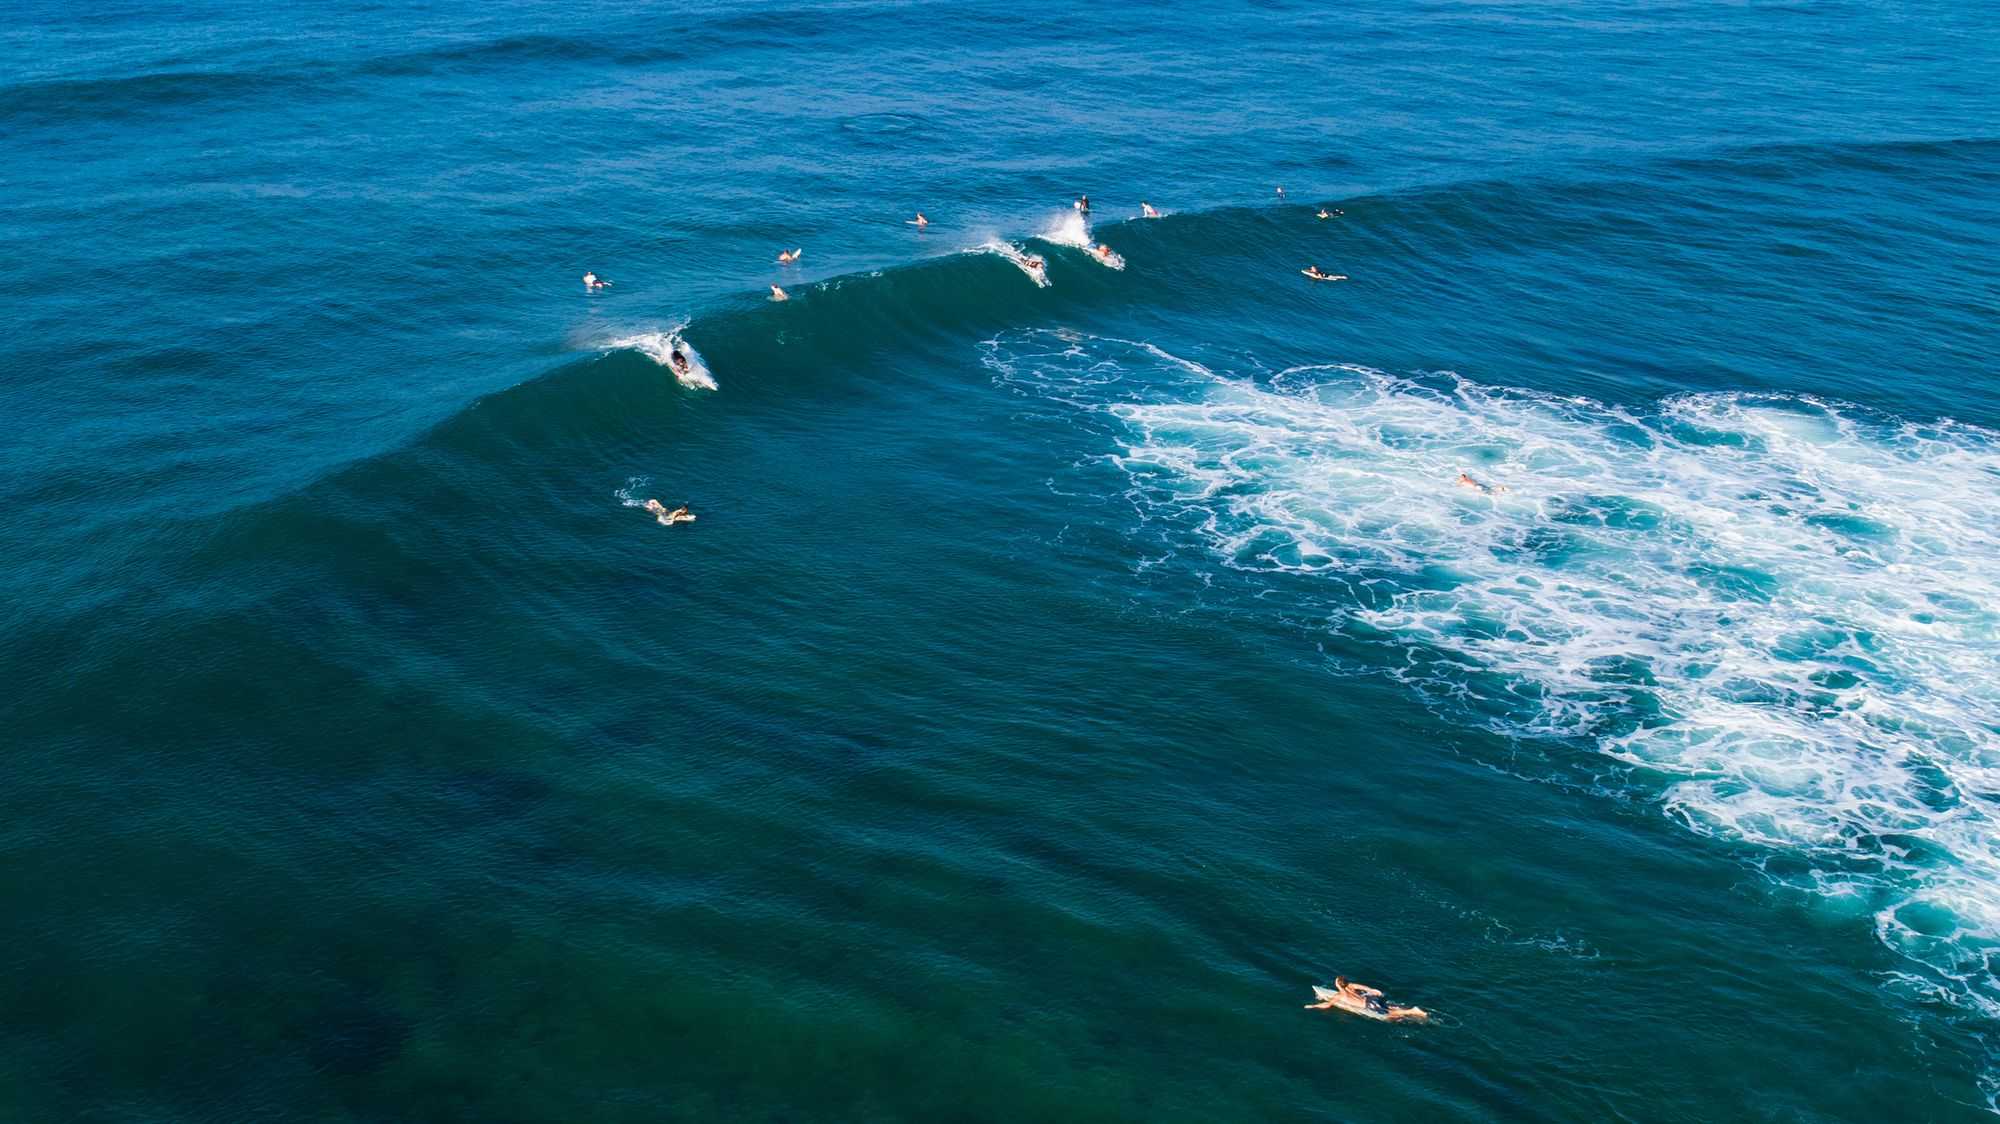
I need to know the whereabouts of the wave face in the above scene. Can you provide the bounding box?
[988,329,2000,1021]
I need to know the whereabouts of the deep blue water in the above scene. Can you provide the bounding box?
[5,0,2000,1118]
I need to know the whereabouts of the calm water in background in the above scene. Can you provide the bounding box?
[5,0,2000,1118]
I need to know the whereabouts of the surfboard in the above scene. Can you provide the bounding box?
[658,513,696,525]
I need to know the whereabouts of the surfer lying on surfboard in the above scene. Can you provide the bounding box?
[643,499,695,525]
[1302,265,1347,281]
[1307,977,1428,1021]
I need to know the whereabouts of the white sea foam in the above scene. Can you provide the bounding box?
[980,240,1051,287]
[1026,213,1124,268]
[606,326,716,390]
[1038,210,1092,248]
[986,328,2000,1027]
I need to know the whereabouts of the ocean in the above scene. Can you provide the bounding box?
[4,0,1999,1118]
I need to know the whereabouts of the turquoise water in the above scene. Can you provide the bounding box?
[5,1,2000,1118]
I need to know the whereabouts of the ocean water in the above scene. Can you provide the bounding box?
[4,0,2000,1118]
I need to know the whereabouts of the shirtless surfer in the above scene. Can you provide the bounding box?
[582,271,610,290]
[770,284,788,301]
[670,349,692,377]
[1092,243,1116,261]
[643,499,693,524]
[1456,472,1509,494]
[777,248,802,264]
[1317,207,1343,219]
[909,212,929,227]
[1302,265,1347,281]
[1142,202,1160,218]
[1307,977,1428,1022]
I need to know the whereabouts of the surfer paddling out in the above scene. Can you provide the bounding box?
[1307,978,1428,1022]
[643,499,695,525]
[582,271,610,290]
[1457,472,1509,494]
[908,212,928,227]
[770,284,788,301]
[1302,265,1347,281]
[1317,207,1343,219]
[1142,202,1160,218]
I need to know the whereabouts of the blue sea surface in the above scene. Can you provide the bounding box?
[4,0,2000,1118]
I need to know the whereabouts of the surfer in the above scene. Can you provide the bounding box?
[582,271,609,290]
[1307,977,1428,1022]
[1276,185,1285,198]
[770,284,788,301]
[1317,207,1343,219]
[1456,472,1509,494]
[1092,243,1116,261]
[670,349,691,377]
[1075,195,1090,215]
[910,212,929,227]
[1302,265,1347,281]
[1025,256,1045,271]
[777,248,802,264]
[1142,202,1160,218]
[642,499,693,524]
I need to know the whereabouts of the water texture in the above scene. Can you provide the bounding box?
[3,0,1999,1119]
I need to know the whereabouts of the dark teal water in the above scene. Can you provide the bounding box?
[6,1,2000,1118]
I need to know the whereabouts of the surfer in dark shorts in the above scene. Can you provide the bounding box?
[1307,977,1429,1021]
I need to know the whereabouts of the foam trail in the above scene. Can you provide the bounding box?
[986,328,2000,1038]
[979,240,1051,287]
[605,326,717,390]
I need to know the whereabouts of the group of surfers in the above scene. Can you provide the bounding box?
[604,193,1505,528]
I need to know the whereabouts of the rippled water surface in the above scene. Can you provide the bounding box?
[4,0,1999,1118]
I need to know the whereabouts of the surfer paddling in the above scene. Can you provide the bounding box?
[770,284,789,301]
[1142,202,1160,218]
[1317,207,1343,219]
[582,271,610,290]
[642,499,694,525]
[1302,265,1347,281]
[909,212,929,228]
[1456,472,1509,494]
[1307,977,1428,1022]
[777,248,802,264]
[1092,243,1116,262]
